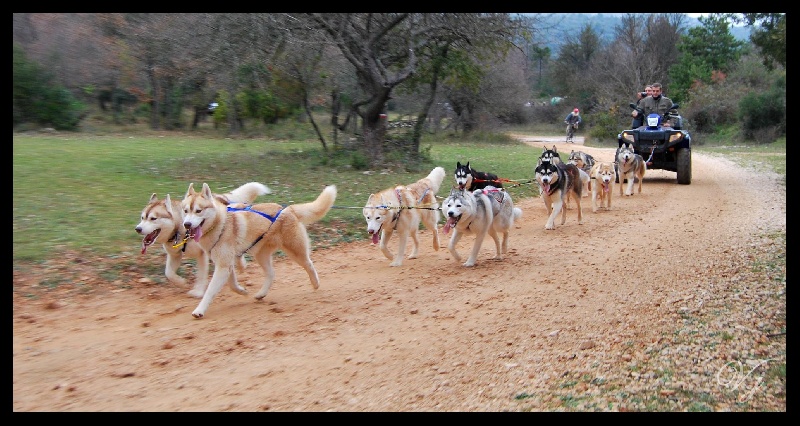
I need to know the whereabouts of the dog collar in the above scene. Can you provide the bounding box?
[171,230,189,252]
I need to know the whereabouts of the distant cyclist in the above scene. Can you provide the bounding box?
[564,108,581,142]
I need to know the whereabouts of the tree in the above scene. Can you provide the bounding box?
[669,15,744,103]
[726,13,785,70]
[307,13,522,168]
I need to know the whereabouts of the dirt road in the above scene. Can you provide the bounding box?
[13,138,786,412]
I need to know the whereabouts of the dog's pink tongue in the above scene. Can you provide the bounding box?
[192,227,202,242]
[141,242,148,255]
[542,183,550,193]
[443,217,457,234]
[371,231,380,244]
[603,183,609,193]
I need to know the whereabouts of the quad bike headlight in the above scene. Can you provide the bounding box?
[621,132,635,143]
[669,133,684,143]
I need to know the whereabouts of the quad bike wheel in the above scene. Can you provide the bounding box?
[676,147,692,184]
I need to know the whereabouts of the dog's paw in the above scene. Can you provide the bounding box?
[187,288,205,298]
[463,261,476,267]
[168,276,188,285]
[389,261,403,267]
[191,311,204,319]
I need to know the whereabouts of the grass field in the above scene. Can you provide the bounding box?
[12,131,538,264]
[13,125,785,268]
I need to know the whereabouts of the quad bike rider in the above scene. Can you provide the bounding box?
[617,102,692,185]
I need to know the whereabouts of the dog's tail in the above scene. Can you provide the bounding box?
[292,185,337,225]
[513,207,523,220]
[225,182,272,204]
[425,166,447,194]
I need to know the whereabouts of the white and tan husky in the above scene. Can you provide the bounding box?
[363,167,445,266]
[590,161,615,212]
[181,183,337,318]
[135,182,270,297]
[441,186,522,267]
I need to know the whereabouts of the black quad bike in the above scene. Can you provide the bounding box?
[617,102,692,184]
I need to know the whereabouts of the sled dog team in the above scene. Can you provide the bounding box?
[136,144,643,318]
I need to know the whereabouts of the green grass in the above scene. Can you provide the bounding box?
[695,136,786,180]
[13,131,539,264]
[13,123,786,276]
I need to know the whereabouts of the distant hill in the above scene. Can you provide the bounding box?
[530,13,750,54]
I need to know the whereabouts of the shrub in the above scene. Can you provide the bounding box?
[588,111,621,142]
[738,85,786,142]
[13,44,85,130]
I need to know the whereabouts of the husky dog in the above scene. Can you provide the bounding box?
[454,161,503,191]
[181,183,337,318]
[534,161,583,230]
[441,186,522,267]
[590,161,616,212]
[135,182,270,298]
[363,167,445,266]
[566,150,594,207]
[537,145,562,166]
[616,142,646,196]
[567,150,595,174]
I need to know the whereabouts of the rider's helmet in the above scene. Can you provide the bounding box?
[573,108,579,113]
[646,113,660,128]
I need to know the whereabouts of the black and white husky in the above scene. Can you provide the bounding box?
[454,161,503,191]
[537,145,562,166]
[441,186,522,267]
[534,162,583,230]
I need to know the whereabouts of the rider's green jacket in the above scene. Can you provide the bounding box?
[641,95,673,117]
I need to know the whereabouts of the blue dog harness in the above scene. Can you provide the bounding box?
[227,205,284,256]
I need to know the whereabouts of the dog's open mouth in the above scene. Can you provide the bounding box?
[541,182,551,194]
[443,215,460,234]
[602,181,610,192]
[140,229,161,254]
[457,184,466,190]
[186,220,205,242]
[368,225,382,244]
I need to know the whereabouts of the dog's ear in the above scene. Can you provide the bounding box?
[164,194,174,215]
[201,183,214,199]
[465,161,470,169]
[552,145,558,153]
[456,161,462,168]
[185,183,195,198]
[149,193,158,203]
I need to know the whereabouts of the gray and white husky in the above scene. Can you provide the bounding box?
[616,142,646,196]
[135,182,271,297]
[441,186,522,267]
